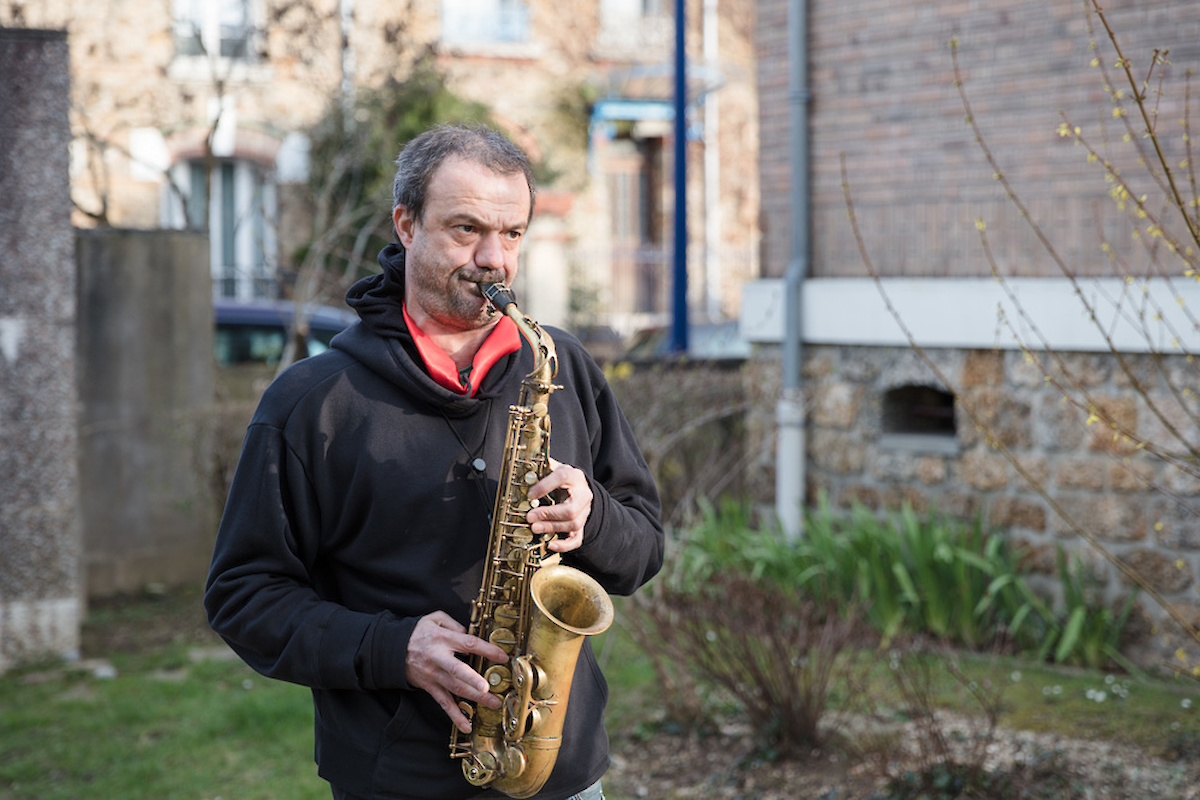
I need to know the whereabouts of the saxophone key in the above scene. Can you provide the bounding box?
[463,751,499,785]
[489,628,517,654]
[495,603,520,628]
[484,665,512,693]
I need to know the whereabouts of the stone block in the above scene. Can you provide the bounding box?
[1052,493,1146,543]
[810,429,865,474]
[882,485,931,513]
[1034,392,1088,452]
[988,496,1047,532]
[961,348,1004,387]
[915,455,948,485]
[1085,395,1140,456]
[1055,457,1108,491]
[1118,549,1193,594]
[812,381,861,429]
[1109,458,1156,493]
[959,387,1032,449]
[838,484,881,510]
[1148,499,1200,551]
[958,448,1009,490]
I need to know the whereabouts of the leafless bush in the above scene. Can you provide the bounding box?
[858,640,1092,800]
[606,360,755,527]
[626,571,867,758]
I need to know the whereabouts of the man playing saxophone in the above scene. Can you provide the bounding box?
[205,123,664,800]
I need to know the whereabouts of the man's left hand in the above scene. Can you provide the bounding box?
[527,458,592,552]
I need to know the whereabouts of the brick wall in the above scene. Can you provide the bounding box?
[758,0,1200,279]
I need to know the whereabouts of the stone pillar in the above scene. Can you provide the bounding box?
[0,28,82,671]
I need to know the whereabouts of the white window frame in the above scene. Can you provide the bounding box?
[441,0,534,51]
[169,0,273,83]
[172,0,258,59]
[163,157,278,301]
[596,0,671,56]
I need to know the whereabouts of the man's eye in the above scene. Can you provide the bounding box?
[505,230,522,241]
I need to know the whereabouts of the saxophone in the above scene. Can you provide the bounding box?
[449,282,614,799]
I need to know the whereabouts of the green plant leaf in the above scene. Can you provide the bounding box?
[1055,606,1087,664]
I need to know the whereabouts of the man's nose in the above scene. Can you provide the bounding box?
[474,232,506,268]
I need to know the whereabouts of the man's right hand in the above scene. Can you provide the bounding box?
[405,611,510,734]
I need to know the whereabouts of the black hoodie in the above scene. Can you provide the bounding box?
[205,245,664,800]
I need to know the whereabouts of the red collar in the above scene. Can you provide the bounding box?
[403,305,521,397]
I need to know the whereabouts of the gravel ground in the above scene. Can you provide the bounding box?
[603,713,1200,799]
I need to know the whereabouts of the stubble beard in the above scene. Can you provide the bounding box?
[417,267,504,332]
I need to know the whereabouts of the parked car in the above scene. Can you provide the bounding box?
[571,324,626,363]
[214,299,356,367]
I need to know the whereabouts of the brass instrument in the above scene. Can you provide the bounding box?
[449,283,614,799]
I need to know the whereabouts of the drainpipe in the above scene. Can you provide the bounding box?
[776,0,810,541]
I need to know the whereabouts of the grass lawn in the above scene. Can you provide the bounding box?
[0,586,328,800]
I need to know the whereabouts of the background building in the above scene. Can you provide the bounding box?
[2,0,759,337]
[753,0,1200,662]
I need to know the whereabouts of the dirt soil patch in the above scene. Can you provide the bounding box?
[602,716,1200,799]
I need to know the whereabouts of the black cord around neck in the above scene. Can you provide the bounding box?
[439,399,495,525]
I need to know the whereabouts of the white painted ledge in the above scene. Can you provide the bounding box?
[741,277,1200,354]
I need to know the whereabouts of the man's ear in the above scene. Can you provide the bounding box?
[393,206,415,247]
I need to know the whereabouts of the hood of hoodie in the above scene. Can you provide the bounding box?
[334,243,523,418]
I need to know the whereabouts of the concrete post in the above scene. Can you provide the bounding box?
[76,229,216,598]
[0,28,82,671]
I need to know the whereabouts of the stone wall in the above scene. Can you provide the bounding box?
[0,28,81,671]
[751,343,1200,665]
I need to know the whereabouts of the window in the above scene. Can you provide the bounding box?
[883,385,957,435]
[441,0,530,47]
[605,133,666,314]
[601,0,667,25]
[881,385,958,452]
[597,0,671,54]
[164,158,277,301]
[173,0,255,60]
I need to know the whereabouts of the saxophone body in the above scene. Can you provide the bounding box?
[449,283,614,799]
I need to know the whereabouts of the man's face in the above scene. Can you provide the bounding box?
[394,156,531,334]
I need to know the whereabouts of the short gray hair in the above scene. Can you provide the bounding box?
[391,123,536,226]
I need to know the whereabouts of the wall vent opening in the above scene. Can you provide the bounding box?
[882,385,957,438]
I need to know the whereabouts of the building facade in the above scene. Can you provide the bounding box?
[2,0,759,334]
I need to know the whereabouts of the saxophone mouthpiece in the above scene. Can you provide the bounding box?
[481,282,517,316]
